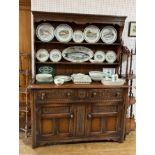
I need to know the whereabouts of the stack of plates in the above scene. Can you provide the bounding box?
[36,74,53,82]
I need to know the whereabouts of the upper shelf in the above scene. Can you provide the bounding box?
[35,40,121,46]
[121,74,136,80]
[36,61,120,65]
[33,11,127,26]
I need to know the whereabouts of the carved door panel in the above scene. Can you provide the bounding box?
[36,103,75,141]
[75,104,86,137]
[86,102,122,137]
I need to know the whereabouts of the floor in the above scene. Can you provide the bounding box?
[19,132,136,155]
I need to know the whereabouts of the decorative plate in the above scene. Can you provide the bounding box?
[62,46,93,63]
[36,49,49,62]
[49,49,62,62]
[94,50,106,62]
[105,51,117,63]
[100,26,117,44]
[73,30,84,43]
[54,75,71,82]
[55,24,73,42]
[36,23,54,42]
[36,74,53,82]
[84,25,100,43]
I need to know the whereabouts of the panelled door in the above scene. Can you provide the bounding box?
[35,102,75,142]
[86,101,123,137]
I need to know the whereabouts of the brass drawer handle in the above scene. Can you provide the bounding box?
[116,92,121,97]
[66,92,71,97]
[93,92,97,96]
[41,93,46,100]
[70,113,74,118]
[87,113,92,119]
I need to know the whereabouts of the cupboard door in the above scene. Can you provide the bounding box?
[86,102,122,136]
[36,103,75,141]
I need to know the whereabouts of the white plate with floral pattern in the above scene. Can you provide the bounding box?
[100,26,117,44]
[36,23,55,42]
[84,25,100,43]
[49,49,62,62]
[94,50,106,62]
[105,50,117,63]
[36,49,49,62]
[73,30,84,43]
[55,24,73,43]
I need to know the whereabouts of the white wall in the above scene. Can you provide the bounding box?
[31,0,136,117]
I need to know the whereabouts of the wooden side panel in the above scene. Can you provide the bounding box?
[19,1,31,130]
[19,10,31,53]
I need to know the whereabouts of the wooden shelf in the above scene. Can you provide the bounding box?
[28,82,129,89]
[36,61,120,65]
[35,40,121,46]
[121,74,136,80]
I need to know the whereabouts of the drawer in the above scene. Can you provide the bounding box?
[87,89,123,101]
[36,89,76,102]
[35,88,123,103]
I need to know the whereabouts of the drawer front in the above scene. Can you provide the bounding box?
[36,89,75,103]
[35,88,123,103]
[87,89,123,101]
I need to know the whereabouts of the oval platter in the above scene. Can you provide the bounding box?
[62,46,93,63]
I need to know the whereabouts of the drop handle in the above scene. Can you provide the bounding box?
[93,92,97,96]
[87,113,92,119]
[41,93,46,100]
[66,92,71,97]
[70,113,74,119]
[116,92,121,97]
